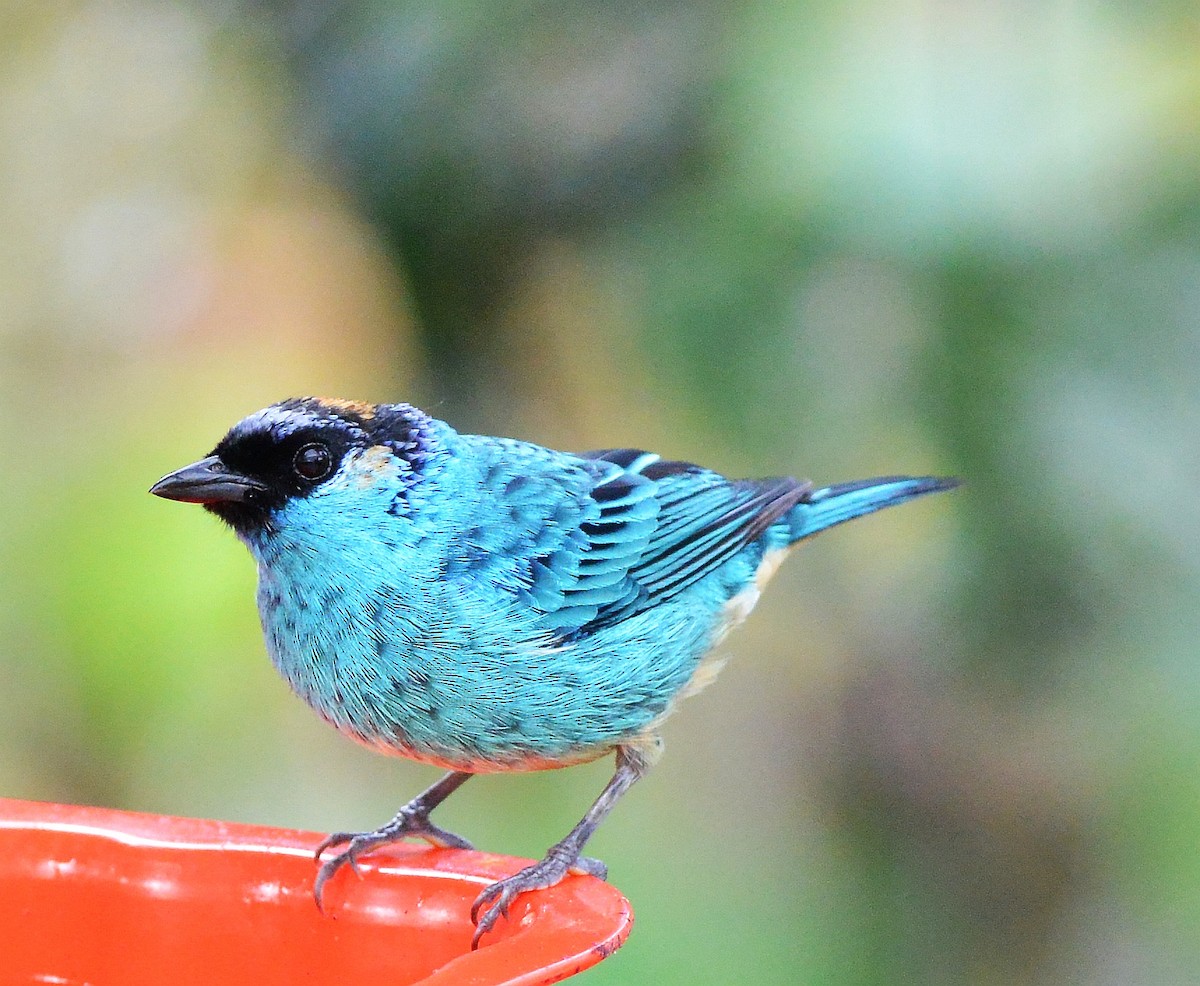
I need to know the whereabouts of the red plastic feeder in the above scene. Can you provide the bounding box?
[0,798,632,985]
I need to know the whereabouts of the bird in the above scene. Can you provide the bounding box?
[150,396,956,947]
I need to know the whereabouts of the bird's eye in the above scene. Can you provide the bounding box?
[293,443,333,482]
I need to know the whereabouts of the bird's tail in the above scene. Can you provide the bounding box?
[787,475,958,544]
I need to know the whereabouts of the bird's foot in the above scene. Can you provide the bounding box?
[313,807,473,911]
[469,848,607,949]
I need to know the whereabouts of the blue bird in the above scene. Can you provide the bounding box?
[150,397,955,946]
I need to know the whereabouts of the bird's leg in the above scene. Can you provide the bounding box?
[314,770,474,910]
[470,741,656,949]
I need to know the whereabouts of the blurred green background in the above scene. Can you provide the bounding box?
[2,1,1198,982]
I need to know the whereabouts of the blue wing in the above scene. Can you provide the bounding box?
[453,436,808,641]
[533,448,810,640]
[455,435,949,644]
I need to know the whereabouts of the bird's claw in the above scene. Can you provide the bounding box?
[471,882,520,949]
[312,811,474,912]
[313,834,377,910]
[469,850,607,949]
[570,855,607,879]
[313,830,356,861]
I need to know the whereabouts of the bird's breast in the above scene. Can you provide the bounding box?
[251,563,619,770]
[250,539,756,772]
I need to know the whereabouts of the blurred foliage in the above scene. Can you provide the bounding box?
[3,1,1200,983]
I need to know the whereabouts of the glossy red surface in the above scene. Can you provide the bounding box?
[0,798,632,985]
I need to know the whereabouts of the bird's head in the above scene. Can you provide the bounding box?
[150,398,442,542]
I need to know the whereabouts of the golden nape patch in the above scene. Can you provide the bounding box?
[318,397,376,420]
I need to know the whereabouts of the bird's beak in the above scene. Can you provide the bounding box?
[149,455,268,504]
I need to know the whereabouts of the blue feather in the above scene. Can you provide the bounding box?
[789,476,959,542]
[151,400,957,769]
[150,396,959,944]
